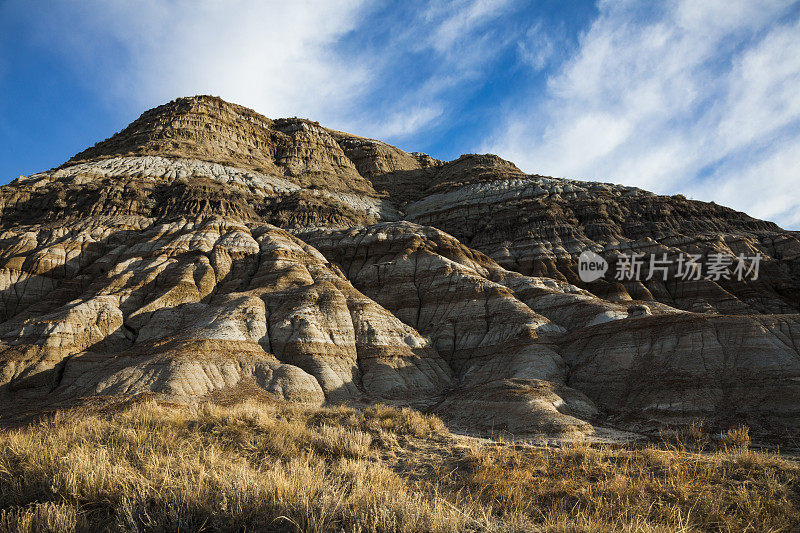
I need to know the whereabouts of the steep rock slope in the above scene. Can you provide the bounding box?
[1,95,798,440]
[68,97,376,194]
[402,155,800,314]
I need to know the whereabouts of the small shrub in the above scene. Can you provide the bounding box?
[661,419,709,452]
[722,424,751,453]
[313,424,373,459]
[361,405,448,438]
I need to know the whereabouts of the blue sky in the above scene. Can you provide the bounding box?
[2,0,800,228]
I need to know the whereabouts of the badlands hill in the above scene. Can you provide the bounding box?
[1,95,799,440]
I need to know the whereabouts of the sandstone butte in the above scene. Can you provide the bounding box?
[1,95,798,442]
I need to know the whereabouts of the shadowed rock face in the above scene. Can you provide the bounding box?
[1,95,799,439]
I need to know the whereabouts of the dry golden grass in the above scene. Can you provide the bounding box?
[0,400,797,532]
[455,438,798,532]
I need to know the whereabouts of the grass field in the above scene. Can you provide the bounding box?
[0,399,797,532]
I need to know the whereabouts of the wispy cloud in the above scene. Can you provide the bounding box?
[10,0,527,146]
[370,105,444,138]
[336,0,525,141]
[17,0,369,123]
[517,21,563,71]
[426,0,515,54]
[484,1,800,228]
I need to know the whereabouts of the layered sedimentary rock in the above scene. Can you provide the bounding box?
[299,223,598,434]
[402,157,800,314]
[561,313,800,435]
[0,217,451,408]
[1,95,798,440]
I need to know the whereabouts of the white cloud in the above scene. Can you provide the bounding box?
[337,0,525,140]
[22,0,369,124]
[370,105,444,138]
[12,0,524,145]
[687,133,800,228]
[716,19,800,152]
[517,21,560,71]
[484,0,800,228]
[426,0,515,54]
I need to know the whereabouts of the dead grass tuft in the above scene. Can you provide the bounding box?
[721,424,751,453]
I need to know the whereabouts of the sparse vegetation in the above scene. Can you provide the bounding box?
[0,400,797,532]
[721,424,751,453]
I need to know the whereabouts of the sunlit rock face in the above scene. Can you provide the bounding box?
[1,95,798,439]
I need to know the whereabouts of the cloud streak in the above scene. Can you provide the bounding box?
[21,0,369,124]
[484,1,800,228]
[14,0,528,145]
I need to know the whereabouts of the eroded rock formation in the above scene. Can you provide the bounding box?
[1,95,798,439]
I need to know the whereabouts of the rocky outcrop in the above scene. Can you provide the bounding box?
[403,171,800,315]
[561,313,800,434]
[299,222,597,434]
[0,217,453,413]
[68,96,377,194]
[5,155,392,228]
[1,95,799,441]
